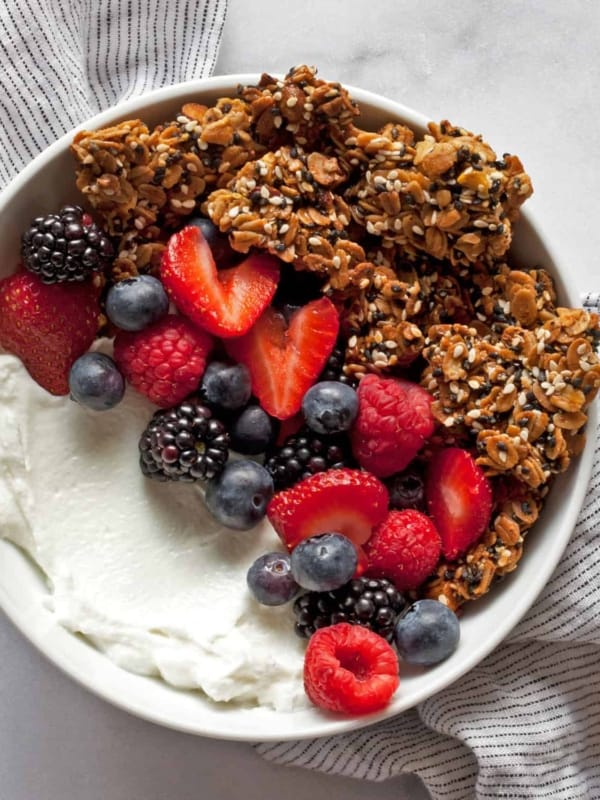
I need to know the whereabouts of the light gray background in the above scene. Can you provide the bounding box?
[1,2,599,799]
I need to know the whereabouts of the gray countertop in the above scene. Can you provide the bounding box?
[2,2,598,798]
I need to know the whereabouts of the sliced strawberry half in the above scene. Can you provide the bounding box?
[267,468,389,551]
[226,297,339,420]
[425,447,493,560]
[160,225,280,338]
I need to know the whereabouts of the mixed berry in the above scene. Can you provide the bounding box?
[0,203,511,717]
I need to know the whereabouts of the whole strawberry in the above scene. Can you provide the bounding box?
[364,509,442,592]
[0,269,100,395]
[351,374,435,477]
[114,315,212,407]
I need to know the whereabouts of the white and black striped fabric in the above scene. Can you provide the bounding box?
[0,0,227,188]
[259,298,600,798]
[1,4,600,797]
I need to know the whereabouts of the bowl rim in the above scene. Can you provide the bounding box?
[0,73,596,741]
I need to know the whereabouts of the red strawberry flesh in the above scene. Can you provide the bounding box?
[160,225,280,338]
[267,468,388,550]
[0,269,100,395]
[226,297,339,420]
[426,447,493,560]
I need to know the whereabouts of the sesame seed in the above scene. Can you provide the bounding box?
[453,344,465,359]
[412,225,425,236]
[286,96,298,108]
[181,199,195,209]
[228,206,240,218]
[443,417,455,427]
[308,236,321,247]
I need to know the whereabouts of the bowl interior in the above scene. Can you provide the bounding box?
[0,76,595,741]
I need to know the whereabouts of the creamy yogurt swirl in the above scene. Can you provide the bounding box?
[0,350,307,711]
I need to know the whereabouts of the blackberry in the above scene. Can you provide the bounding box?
[264,426,353,490]
[139,398,229,482]
[21,204,113,284]
[293,576,407,641]
[318,344,358,388]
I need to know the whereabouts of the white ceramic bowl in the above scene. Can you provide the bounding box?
[0,75,596,742]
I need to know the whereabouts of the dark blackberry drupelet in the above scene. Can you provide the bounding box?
[21,204,113,284]
[264,426,354,490]
[293,576,407,641]
[139,398,230,482]
[318,344,359,388]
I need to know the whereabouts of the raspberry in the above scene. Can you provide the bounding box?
[351,374,434,477]
[114,315,212,407]
[364,509,442,592]
[303,622,399,715]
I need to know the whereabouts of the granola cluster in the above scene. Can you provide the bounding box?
[70,65,599,610]
[71,98,262,279]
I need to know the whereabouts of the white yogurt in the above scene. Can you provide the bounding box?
[0,351,307,711]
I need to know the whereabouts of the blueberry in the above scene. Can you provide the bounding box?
[393,599,460,666]
[204,460,274,530]
[201,361,252,411]
[69,352,125,411]
[386,465,426,511]
[290,532,358,592]
[302,381,358,435]
[105,275,169,331]
[247,552,299,605]
[230,405,275,455]
[187,216,241,267]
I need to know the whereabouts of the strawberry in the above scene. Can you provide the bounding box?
[351,374,435,477]
[160,225,280,337]
[267,468,388,550]
[364,509,442,591]
[226,297,339,420]
[0,269,100,395]
[113,315,213,407]
[425,447,493,560]
[303,623,399,715]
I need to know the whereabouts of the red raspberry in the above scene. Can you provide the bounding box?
[364,509,442,591]
[303,623,399,715]
[114,315,212,407]
[351,374,434,477]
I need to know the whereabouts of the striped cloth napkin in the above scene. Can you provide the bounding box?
[1,4,599,798]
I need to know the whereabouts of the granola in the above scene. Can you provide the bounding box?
[70,65,600,610]
[71,98,263,279]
